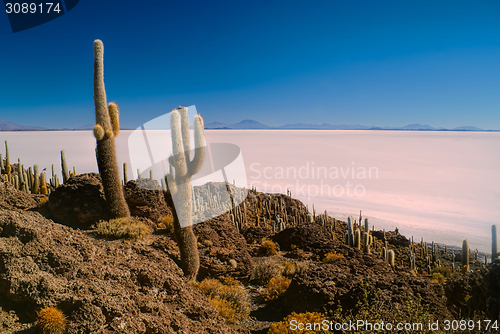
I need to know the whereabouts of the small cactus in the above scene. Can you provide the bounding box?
[354,229,361,249]
[61,150,69,183]
[388,249,395,266]
[346,217,353,247]
[123,162,128,184]
[5,141,9,171]
[31,165,40,194]
[493,225,498,260]
[37,307,66,334]
[462,239,469,273]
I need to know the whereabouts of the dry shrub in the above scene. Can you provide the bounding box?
[262,276,291,301]
[195,277,250,324]
[282,261,296,277]
[252,257,307,285]
[322,252,344,263]
[431,272,445,284]
[159,214,174,234]
[259,239,278,256]
[268,312,330,334]
[95,217,151,240]
[251,257,284,285]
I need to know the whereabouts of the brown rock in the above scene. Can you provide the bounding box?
[48,173,109,226]
[0,209,242,333]
[194,216,253,279]
[0,176,38,211]
[282,245,452,320]
[124,179,171,223]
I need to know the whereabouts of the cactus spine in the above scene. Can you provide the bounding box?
[164,107,205,281]
[93,39,130,219]
[462,239,469,273]
[493,225,498,260]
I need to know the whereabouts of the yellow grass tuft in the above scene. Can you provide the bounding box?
[95,217,150,240]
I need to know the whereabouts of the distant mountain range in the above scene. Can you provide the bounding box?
[0,119,493,132]
[0,120,46,131]
[204,120,490,131]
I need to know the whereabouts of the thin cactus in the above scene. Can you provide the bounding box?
[347,217,354,247]
[5,141,9,172]
[31,165,40,194]
[493,225,498,260]
[93,39,130,219]
[462,239,469,273]
[61,150,69,183]
[354,229,361,249]
[123,162,128,184]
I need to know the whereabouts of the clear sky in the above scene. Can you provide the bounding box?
[0,0,499,129]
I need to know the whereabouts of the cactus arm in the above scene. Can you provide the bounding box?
[93,40,112,131]
[178,107,191,163]
[188,114,206,176]
[93,124,104,140]
[108,102,120,137]
[171,109,188,178]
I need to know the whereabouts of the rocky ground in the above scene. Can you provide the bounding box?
[0,174,499,333]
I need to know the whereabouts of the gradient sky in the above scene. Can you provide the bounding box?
[0,0,499,129]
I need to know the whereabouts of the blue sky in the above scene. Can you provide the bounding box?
[0,0,499,129]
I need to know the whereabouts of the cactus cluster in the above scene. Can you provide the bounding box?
[344,216,373,255]
[0,142,74,195]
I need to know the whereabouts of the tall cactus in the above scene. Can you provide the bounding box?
[492,225,498,260]
[462,239,469,273]
[164,107,205,281]
[92,39,130,219]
